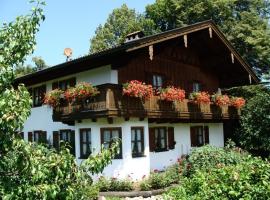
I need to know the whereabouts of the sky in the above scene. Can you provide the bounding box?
[0,0,155,66]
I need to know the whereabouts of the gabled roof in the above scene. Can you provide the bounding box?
[15,20,259,86]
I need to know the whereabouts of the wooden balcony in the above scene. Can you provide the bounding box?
[53,84,240,123]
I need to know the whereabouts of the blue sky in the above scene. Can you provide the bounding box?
[0,0,155,66]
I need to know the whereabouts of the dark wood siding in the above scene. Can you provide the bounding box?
[118,42,219,94]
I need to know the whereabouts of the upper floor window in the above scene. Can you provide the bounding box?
[152,74,164,90]
[52,77,76,90]
[131,127,144,157]
[80,129,92,159]
[190,126,209,147]
[30,85,46,107]
[101,128,122,159]
[192,82,202,92]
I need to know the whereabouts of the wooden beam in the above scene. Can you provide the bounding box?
[149,45,154,60]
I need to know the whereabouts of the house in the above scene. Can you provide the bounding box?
[15,20,259,180]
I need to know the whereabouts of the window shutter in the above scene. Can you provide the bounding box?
[40,85,46,103]
[204,126,209,144]
[28,132,33,142]
[53,131,59,150]
[52,82,58,90]
[190,127,197,147]
[69,78,76,87]
[41,131,47,144]
[168,127,175,149]
[70,130,76,155]
[149,128,155,152]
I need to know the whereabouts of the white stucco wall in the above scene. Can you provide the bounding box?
[76,118,150,181]
[149,123,224,171]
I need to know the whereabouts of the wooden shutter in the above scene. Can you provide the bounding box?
[70,130,76,155]
[40,85,46,104]
[149,128,155,152]
[41,131,47,144]
[69,77,76,87]
[28,132,33,142]
[53,131,59,150]
[190,127,197,147]
[52,82,58,90]
[168,127,175,149]
[204,126,209,144]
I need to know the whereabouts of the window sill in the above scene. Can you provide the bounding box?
[153,149,169,153]
[132,154,146,158]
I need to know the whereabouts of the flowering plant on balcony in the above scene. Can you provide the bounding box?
[230,97,246,109]
[65,82,99,102]
[159,86,185,102]
[212,94,231,106]
[43,89,64,107]
[189,91,211,104]
[122,80,153,100]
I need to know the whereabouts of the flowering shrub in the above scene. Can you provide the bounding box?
[122,80,153,100]
[43,89,64,107]
[96,176,133,192]
[212,94,231,106]
[231,97,245,109]
[65,82,99,102]
[189,91,211,104]
[159,86,185,102]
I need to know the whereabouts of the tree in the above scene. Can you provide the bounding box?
[227,85,270,157]
[14,64,35,77]
[89,4,160,53]
[146,0,270,75]
[32,56,48,70]
[0,1,118,198]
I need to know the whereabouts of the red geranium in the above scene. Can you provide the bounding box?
[212,94,231,106]
[189,91,211,104]
[159,86,185,102]
[44,89,64,107]
[123,80,153,100]
[231,97,245,109]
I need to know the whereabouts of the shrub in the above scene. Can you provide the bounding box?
[96,177,133,192]
[164,157,270,200]
[180,145,249,177]
[139,164,180,190]
[159,86,185,102]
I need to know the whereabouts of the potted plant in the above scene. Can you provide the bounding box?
[212,94,231,114]
[231,97,246,109]
[122,80,153,100]
[44,89,64,108]
[159,86,185,102]
[189,91,211,112]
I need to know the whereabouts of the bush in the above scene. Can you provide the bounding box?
[164,157,270,200]
[140,164,180,190]
[180,145,249,176]
[96,177,133,192]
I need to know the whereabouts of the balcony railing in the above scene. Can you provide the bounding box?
[53,84,240,122]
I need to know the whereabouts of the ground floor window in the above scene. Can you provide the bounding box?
[101,127,122,159]
[190,126,209,147]
[80,128,92,159]
[131,127,144,157]
[149,127,167,152]
[28,130,47,144]
[53,129,75,155]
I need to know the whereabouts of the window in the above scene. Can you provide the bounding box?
[192,82,202,92]
[152,74,164,90]
[32,85,46,107]
[131,127,144,157]
[80,129,92,159]
[28,130,47,144]
[101,128,122,159]
[52,77,76,90]
[52,130,75,155]
[190,126,209,147]
[149,127,167,152]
